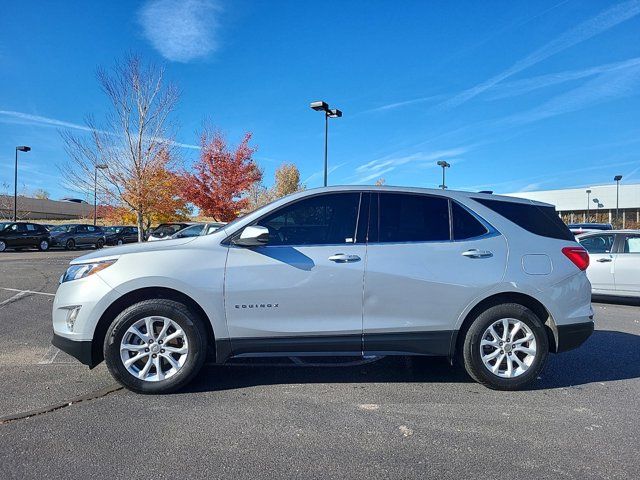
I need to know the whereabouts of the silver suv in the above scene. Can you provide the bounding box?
[52,186,594,393]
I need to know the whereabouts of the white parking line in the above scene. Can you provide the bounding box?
[1,288,55,297]
[38,345,61,364]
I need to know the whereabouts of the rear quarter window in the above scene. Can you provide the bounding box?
[473,197,573,241]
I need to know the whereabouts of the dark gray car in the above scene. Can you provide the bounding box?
[49,224,106,250]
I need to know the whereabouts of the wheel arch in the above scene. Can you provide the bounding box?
[450,291,558,361]
[90,286,217,368]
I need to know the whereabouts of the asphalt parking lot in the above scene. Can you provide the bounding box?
[1,250,639,479]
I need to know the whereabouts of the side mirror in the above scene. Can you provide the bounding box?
[234,226,269,247]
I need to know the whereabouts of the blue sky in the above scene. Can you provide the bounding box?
[1,0,639,200]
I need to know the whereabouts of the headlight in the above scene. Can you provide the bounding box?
[60,260,117,283]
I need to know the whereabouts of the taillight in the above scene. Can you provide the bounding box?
[562,246,590,271]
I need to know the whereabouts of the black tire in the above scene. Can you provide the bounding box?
[104,299,208,394]
[462,303,548,391]
[0,240,6,252]
[65,239,75,250]
[117,239,124,246]
[38,239,50,251]
[96,238,105,249]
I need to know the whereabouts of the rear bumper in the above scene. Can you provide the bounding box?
[556,321,594,352]
[52,334,95,367]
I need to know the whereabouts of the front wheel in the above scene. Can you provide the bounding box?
[0,240,6,252]
[65,239,75,250]
[104,299,208,394]
[39,239,50,251]
[96,238,104,249]
[462,303,548,390]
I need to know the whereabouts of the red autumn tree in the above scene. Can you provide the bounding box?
[181,131,262,221]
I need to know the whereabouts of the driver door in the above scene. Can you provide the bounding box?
[224,192,367,356]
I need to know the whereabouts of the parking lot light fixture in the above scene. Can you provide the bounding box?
[14,146,31,221]
[310,100,342,187]
[437,160,450,189]
[614,175,623,226]
[94,164,109,226]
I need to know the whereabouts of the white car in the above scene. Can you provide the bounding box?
[52,186,593,393]
[577,230,640,297]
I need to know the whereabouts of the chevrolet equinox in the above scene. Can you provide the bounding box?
[52,186,594,393]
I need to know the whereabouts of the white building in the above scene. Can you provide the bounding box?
[504,183,640,228]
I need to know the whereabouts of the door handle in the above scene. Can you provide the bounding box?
[596,257,612,263]
[328,253,361,263]
[462,249,493,259]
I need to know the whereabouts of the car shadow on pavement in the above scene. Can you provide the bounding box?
[182,330,640,393]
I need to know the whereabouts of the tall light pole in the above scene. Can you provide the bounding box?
[14,146,31,221]
[310,101,342,187]
[437,160,450,189]
[614,175,622,226]
[586,189,591,221]
[592,198,601,223]
[94,164,108,225]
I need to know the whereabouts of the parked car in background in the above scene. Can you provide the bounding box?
[577,230,640,298]
[49,224,106,250]
[104,226,139,246]
[0,222,51,252]
[52,186,593,394]
[42,224,57,231]
[146,223,194,241]
[169,222,226,239]
[568,223,613,236]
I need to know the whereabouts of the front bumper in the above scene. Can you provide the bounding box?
[556,321,594,352]
[52,333,95,367]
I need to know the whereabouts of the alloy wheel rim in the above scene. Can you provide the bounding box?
[40,240,48,250]
[480,318,537,379]
[0,241,5,251]
[120,316,188,382]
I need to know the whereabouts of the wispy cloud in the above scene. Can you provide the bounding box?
[139,0,222,63]
[361,94,446,114]
[353,148,466,184]
[0,110,200,149]
[440,0,640,109]
[483,56,640,100]
[506,61,640,124]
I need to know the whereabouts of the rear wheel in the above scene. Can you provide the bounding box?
[117,239,124,246]
[65,239,75,250]
[38,239,50,251]
[96,238,104,249]
[0,240,6,252]
[104,299,208,394]
[462,303,548,390]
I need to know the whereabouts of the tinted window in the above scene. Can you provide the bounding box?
[256,193,360,246]
[579,234,615,254]
[16,224,28,232]
[26,224,36,231]
[623,235,640,253]
[376,193,450,243]
[473,198,573,241]
[452,201,488,240]
[76,225,88,233]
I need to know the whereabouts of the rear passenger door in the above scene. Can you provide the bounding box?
[578,233,616,292]
[613,234,640,296]
[363,193,508,355]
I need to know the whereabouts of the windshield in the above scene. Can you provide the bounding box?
[51,225,75,233]
[152,224,187,236]
[0,222,10,232]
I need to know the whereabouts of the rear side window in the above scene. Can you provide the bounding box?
[473,198,573,241]
[623,235,640,253]
[451,202,488,240]
[375,193,449,243]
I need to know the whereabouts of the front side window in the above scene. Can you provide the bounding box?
[256,193,361,246]
[375,193,450,243]
[579,234,615,254]
[623,235,640,253]
[26,224,36,231]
